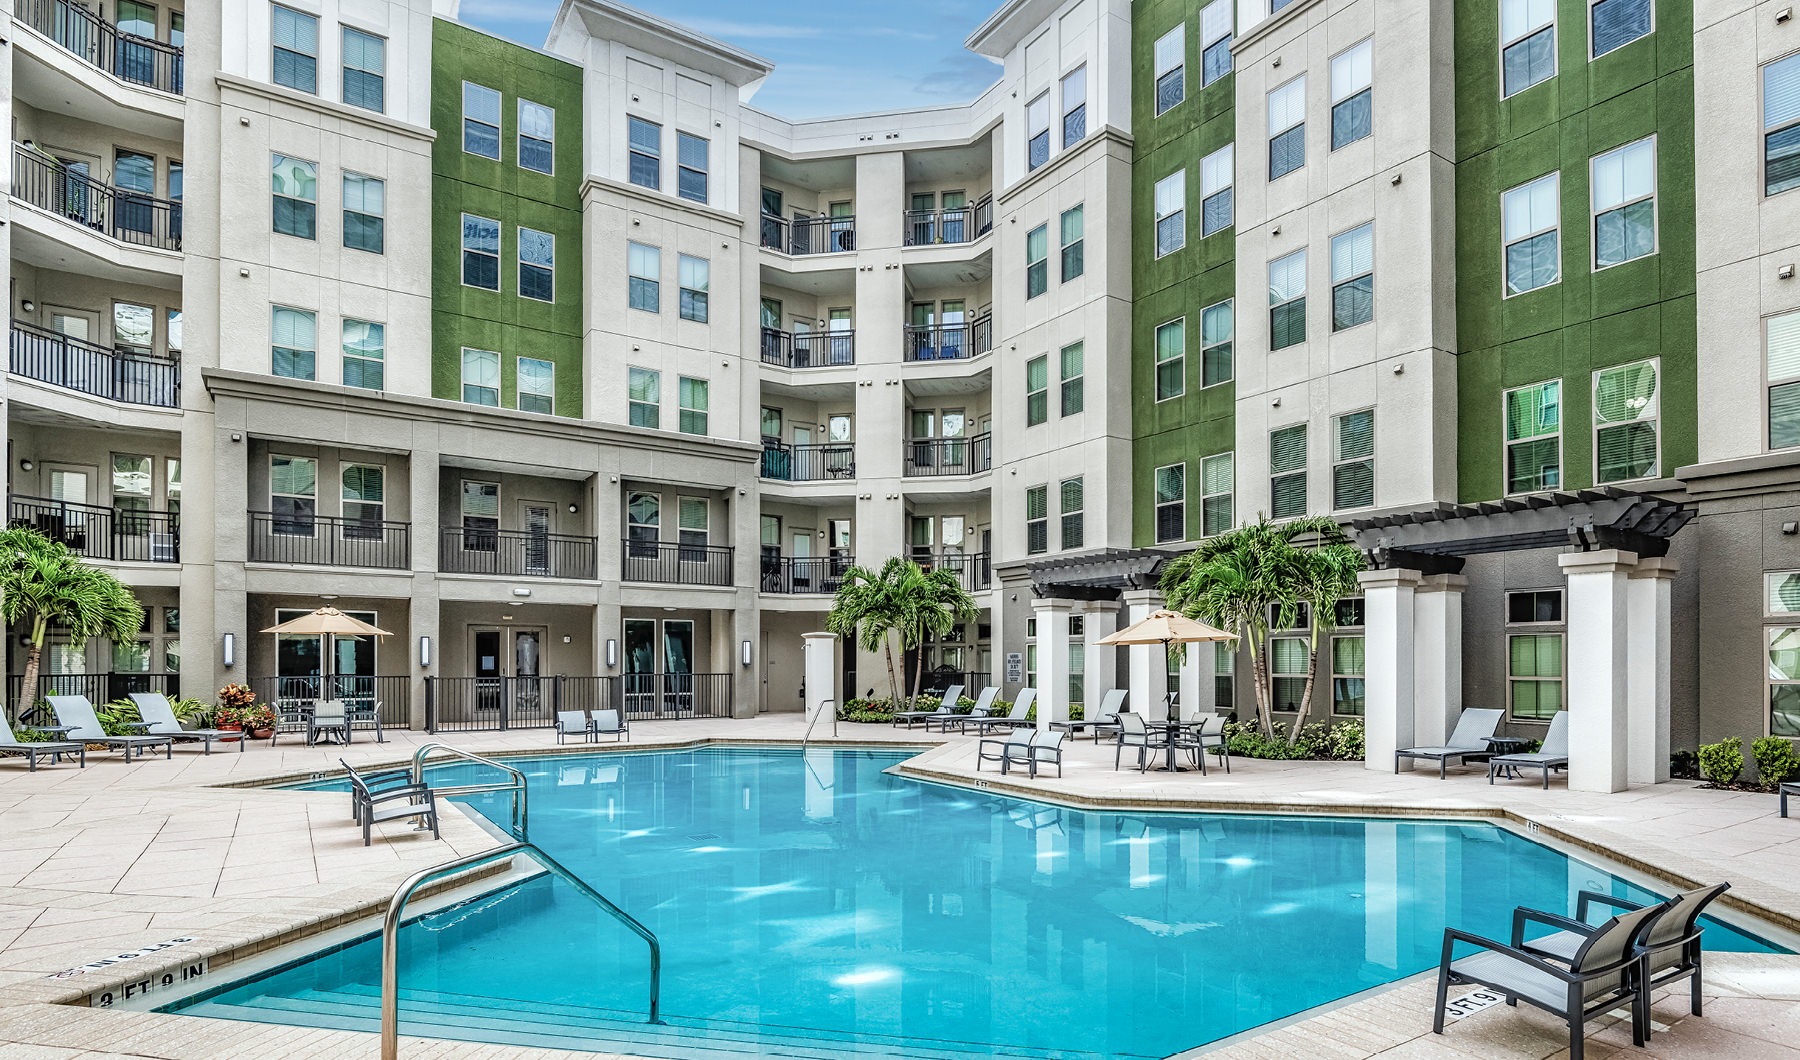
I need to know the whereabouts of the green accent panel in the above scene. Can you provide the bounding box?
[432,19,585,416]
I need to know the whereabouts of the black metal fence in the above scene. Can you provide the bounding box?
[248,511,411,569]
[440,527,597,580]
[10,319,180,407]
[902,197,994,246]
[8,494,179,562]
[903,433,993,477]
[760,443,855,482]
[9,671,178,720]
[904,316,993,362]
[18,0,184,94]
[12,145,182,250]
[425,673,735,731]
[621,539,734,586]
[759,327,855,368]
[249,675,411,730]
[759,554,852,594]
[620,672,734,720]
[760,214,855,255]
[914,551,992,591]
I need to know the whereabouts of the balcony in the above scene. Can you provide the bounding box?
[8,493,179,562]
[759,553,852,594]
[18,0,184,95]
[903,434,993,477]
[761,442,855,482]
[760,327,855,369]
[440,527,597,580]
[903,197,994,247]
[760,214,856,256]
[915,551,992,591]
[248,511,411,569]
[904,316,993,362]
[621,539,735,587]
[11,319,179,408]
[12,145,183,252]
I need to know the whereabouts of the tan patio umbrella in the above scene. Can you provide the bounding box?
[1098,610,1237,722]
[261,607,391,699]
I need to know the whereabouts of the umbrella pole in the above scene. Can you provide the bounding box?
[1163,638,1175,723]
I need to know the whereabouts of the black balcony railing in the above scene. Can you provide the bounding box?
[621,538,734,586]
[10,319,180,407]
[248,510,411,569]
[914,551,993,591]
[18,0,185,95]
[759,553,853,594]
[903,197,995,246]
[9,672,178,721]
[424,673,734,731]
[760,214,855,255]
[440,527,597,580]
[9,494,179,562]
[904,315,993,362]
[904,433,993,477]
[761,443,855,482]
[760,327,855,368]
[250,675,411,732]
[12,145,182,250]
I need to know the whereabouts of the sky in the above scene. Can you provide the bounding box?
[457,0,1005,120]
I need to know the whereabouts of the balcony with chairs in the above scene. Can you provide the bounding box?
[9,319,180,408]
[440,526,598,580]
[903,314,992,363]
[903,434,993,477]
[760,213,856,256]
[761,442,855,483]
[760,327,855,369]
[8,493,179,562]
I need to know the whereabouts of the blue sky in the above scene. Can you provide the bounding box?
[458,0,1004,119]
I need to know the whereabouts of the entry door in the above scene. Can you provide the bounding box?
[472,627,546,716]
[514,628,545,717]
[521,502,553,575]
[46,309,98,391]
[790,532,813,592]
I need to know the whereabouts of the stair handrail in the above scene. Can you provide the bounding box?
[801,699,836,749]
[379,841,662,1059]
[409,742,528,841]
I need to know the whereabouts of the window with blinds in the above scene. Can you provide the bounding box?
[1269,250,1306,350]
[1060,342,1084,416]
[1026,356,1049,426]
[1062,66,1087,149]
[628,116,661,189]
[342,465,384,537]
[1501,0,1556,98]
[1026,485,1049,555]
[1200,0,1232,86]
[1271,637,1308,712]
[1154,171,1186,257]
[1200,144,1233,236]
[1027,224,1049,296]
[462,213,500,290]
[1589,0,1650,60]
[1504,381,1561,493]
[270,455,317,535]
[1027,93,1051,171]
[1060,205,1084,281]
[1330,223,1374,331]
[628,366,660,429]
[1769,628,1800,737]
[1201,452,1233,536]
[1765,54,1800,197]
[519,228,555,303]
[1332,631,1365,716]
[1768,311,1800,450]
[342,320,384,390]
[678,255,709,322]
[463,82,501,159]
[1330,40,1372,150]
[1155,464,1186,543]
[517,357,554,415]
[519,100,555,175]
[1593,361,1657,482]
[1332,410,1374,510]
[271,305,316,380]
[1268,76,1306,180]
[678,376,709,435]
[461,348,499,406]
[677,132,709,204]
[1591,137,1656,269]
[1155,319,1185,400]
[1154,25,1185,115]
[1502,173,1560,295]
[1270,425,1307,518]
[1060,477,1084,550]
[272,5,318,94]
[1201,300,1233,386]
[342,27,385,113]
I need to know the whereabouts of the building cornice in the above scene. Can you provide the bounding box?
[578,174,743,226]
[215,73,437,144]
[1676,453,1800,500]
[1232,0,1326,56]
[996,127,1133,206]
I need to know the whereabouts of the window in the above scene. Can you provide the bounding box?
[1504,380,1562,493]
[271,5,317,93]
[1502,173,1561,294]
[677,132,709,203]
[1154,25,1184,115]
[112,454,151,533]
[1501,0,1557,97]
[1062,66,1087,147]
[1269,250,1307,350]
[1770,311,1800,449]
[1770,628,1800,736]
[1026,355,1049,426]
[517,228,554,302]
[114,302,152,355]
[167,309,182,354]
[628,116,660,189]
[342,172,384,254]
[519,100,555,175]
[342,27,384,112]
[1201,299,1233,386]
[628,242,660,312]
[1767,54,1800,196]
[1027,93,1051,171]
[461,348,499,406]
[1590,0,1650,59]
[1026,485,1048,555]
[1059,342,1085,416]
[1060,205,1084,281]
[1270,425,1308,518]
[270,305,315,380]
[678,255,709,322]
[342,319,384,390]
[1268,76,1306,179]
[1507,589,1564,720]
[462,82,501,159]
[1201,452,1233,536]
[269,455,316,535]
[678,497,709,558]
[1593,360,1658,481]
[1200,0,1233,86]
[628,366,660,428]
[1768,571,1800,616]
[518,357,554,414]
[1155,318,1185,401]
[1060,477,1084,549]
[1332,409,1375,509]
[342,465,384,536]
[1330,222,1374,330]
[1271,637,1307,712]
[1154,170,1185,257]
[1200,144,1233,236]
[1155,463,1185,543]
[461,214,500,290]
[678,376,708,435]
[1214,640,1235,709]
[463,480,499,551]
[271,154,316,238]
[1330,40,1372,149]
[1332,627,1366,716]
[1026,224,1049,297]
[1591,137,1656,269]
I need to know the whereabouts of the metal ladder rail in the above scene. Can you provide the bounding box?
[409,742,529,841]
[380,841,662,1060]
[800,699,837,749]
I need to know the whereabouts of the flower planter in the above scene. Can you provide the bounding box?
[216,722,243,744]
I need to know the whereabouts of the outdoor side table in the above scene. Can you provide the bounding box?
[1483,736,1531,779]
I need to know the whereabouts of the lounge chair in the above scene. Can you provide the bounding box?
[1052,689,1127,742]
[1520,883,1731,1029]
[46,695,172,761]
[1780,781,1799,818]
[308,700,352,746]
[1178,714,1232,774]
[593,708,628,743]
[977,728,1033,774]
[929,686,997,733]
[891,683,963,729]
[1396,707,1503,778]
[344,760,439,847]
[1489,711,1568,788]
[555,710,596,744]
[1114,711,1170,773]
[1,715,85,770]
[967,689,1037,734]
[1434,898,1673,1060]
[128,693,244,754]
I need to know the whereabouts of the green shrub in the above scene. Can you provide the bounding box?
[1698,737,1745,786]
[1324,719,1365,760]
[1670,749,1700,780]
[95,699,144,737]
[1751,736,1800,786]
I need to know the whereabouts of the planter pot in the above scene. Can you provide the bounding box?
[217,723,244,743]
[249,728,272,740]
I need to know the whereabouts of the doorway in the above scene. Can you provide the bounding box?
[520,501,553,576]
[472,625,547,720]
[622,617,699,718]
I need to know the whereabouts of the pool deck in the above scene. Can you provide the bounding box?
[0,715,1795,1059]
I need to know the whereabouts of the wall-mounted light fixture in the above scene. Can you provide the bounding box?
[20,299,34,313]
[512,587,532,598]
[222,633,236,668]
[567,502,579,514]
[17,459,32,472]
[741,640,754,667]
[418,636,432,668]
[606,638,619,668]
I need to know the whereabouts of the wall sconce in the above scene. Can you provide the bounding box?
[221,633,236,668]
[20,299,34,313]
[606,638,619,668]
[741,639,753,667]
[567,502,579,514]
[418,636,432,668]
[1782,264,1796,280]
[17,459,32,472]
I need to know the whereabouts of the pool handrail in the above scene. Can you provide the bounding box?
[409,742,527,841]
[379,840,662,1059]
[801,699,837,748]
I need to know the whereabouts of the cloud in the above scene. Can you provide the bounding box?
[912,51,1003,100]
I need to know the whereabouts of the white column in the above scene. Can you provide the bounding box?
[1179,639,1209,721]
[1083,600,1120,711]
[1411,574,1466,748]
[1032,598,1074,731]
[1359,568,1420,772]
[802,632,837,728]
[1560,550,1638,794]
[1121,589,1162,716]
[1627,557,1677,786]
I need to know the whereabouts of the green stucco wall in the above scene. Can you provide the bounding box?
[432,20,585,415]
[1131,0,1237,546]
[1453,0,1695,501]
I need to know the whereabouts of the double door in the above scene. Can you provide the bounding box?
[473,626,547,718]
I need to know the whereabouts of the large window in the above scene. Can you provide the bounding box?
[1062,66,1087,148]
[1589,0,1650,59]
[1201,299,1233,386]
[1027,224,1049,297]
[463,82,501,159]
[342,465,384,535]
[1330,223,1374,331]
[678,255,709,322]
[1026,485,1048,555]
[461,348,499,406]
[1330,40,1372,150]
[628,366,659,428]
[1766,54,1800,196]
[678,376,708,435]
[1060,342,1084,416]
[1154,25,1185,115]
[1770,628,1800,737]
[1332,601,1366,716]
[1060,205,1084,281]
[1027,93,1051,171]
[271,5,318,94]
[461,214,500,290]
[1200,144,1233,236]
[1270,424,1308,519]
[1271,637,1307,713]
[270,455,317,535]
[1268,76,1306,180]
[1502,173,1560,295]
[463,481,499,551]
[628,242,660,312]
[1593,360,1658,481]
[1060,477,1084,550]
[1201,452,1233,536]
[1501,0,1556,98]
[519,100,555,175]
[271,154,317,239]
[1155,318,1185,401]
[1332,409,1375,510]
[1214,640,1235,710]
[1269,249,1307,350]
[1591,137,1656,269]
[342,319,384,390]
[1026,355,1049,426]
[677,132,709,203]
[1200,0,1233,86]
[628,116,661,189]
[112,454,150,532]
[1154,170,1185,257]
[342,173,384,254]
[1155,463,1186,543]
[1505,381,1562,493]
[518,357,554,414]
[270,305,315,380]
[1770,311,1800,450]
[1507,589,1564,721]
[627,493,658,555]
[518,228,554,302]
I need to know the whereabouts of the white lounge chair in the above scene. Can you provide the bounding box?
[1,715,85,770]
[1488,711,1569,788]
[128,693,244,754]
[892,683,963,729]
[966,688,1037,734]
[929,687,997,733]
[46,695,172,761]
[1396,707,1503,778]
[1053,688,1127,742]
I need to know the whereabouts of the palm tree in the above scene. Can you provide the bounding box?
[1277,516,1366,742]
[0,527,145,722]
[827,559,906,705]
[898,564,979,704]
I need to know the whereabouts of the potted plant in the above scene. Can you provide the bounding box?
[215,703,276,741]
[215,683,258,742]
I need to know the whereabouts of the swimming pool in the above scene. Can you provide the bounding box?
[164,747,1783,1058]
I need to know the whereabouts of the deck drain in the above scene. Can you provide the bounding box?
[687,833,720,841]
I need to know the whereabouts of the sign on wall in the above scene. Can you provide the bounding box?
[1004,652,1023,684]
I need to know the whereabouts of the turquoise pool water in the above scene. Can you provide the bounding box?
[166,748,1783,1058]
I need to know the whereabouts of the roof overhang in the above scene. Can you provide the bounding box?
[1349,488,1694,574]
[1025,548,1175,600]
[966,0,1065,59]
[553,0,775,87]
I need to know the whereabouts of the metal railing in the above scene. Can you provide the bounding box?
[379,841,662,1059]
[760,443,855,482]
[8,493,179,562]
[248,510,411,569]
[17,0,185,95]
[903,433,993,477]
[759,554,853,594]
[903,315,993,362]
[10,319,180,407]
[902,197,994,246]
[913,551,992,591]
[251,675,410,732]
[439,527,597,580]
[410,742,528,840]
[760,214,855,255]
[425,677,555,734]
[10,672,177,721]
[759,327,855,368]
[620,539,734,586]
[12,144,182,250]
[620,672,734,719]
